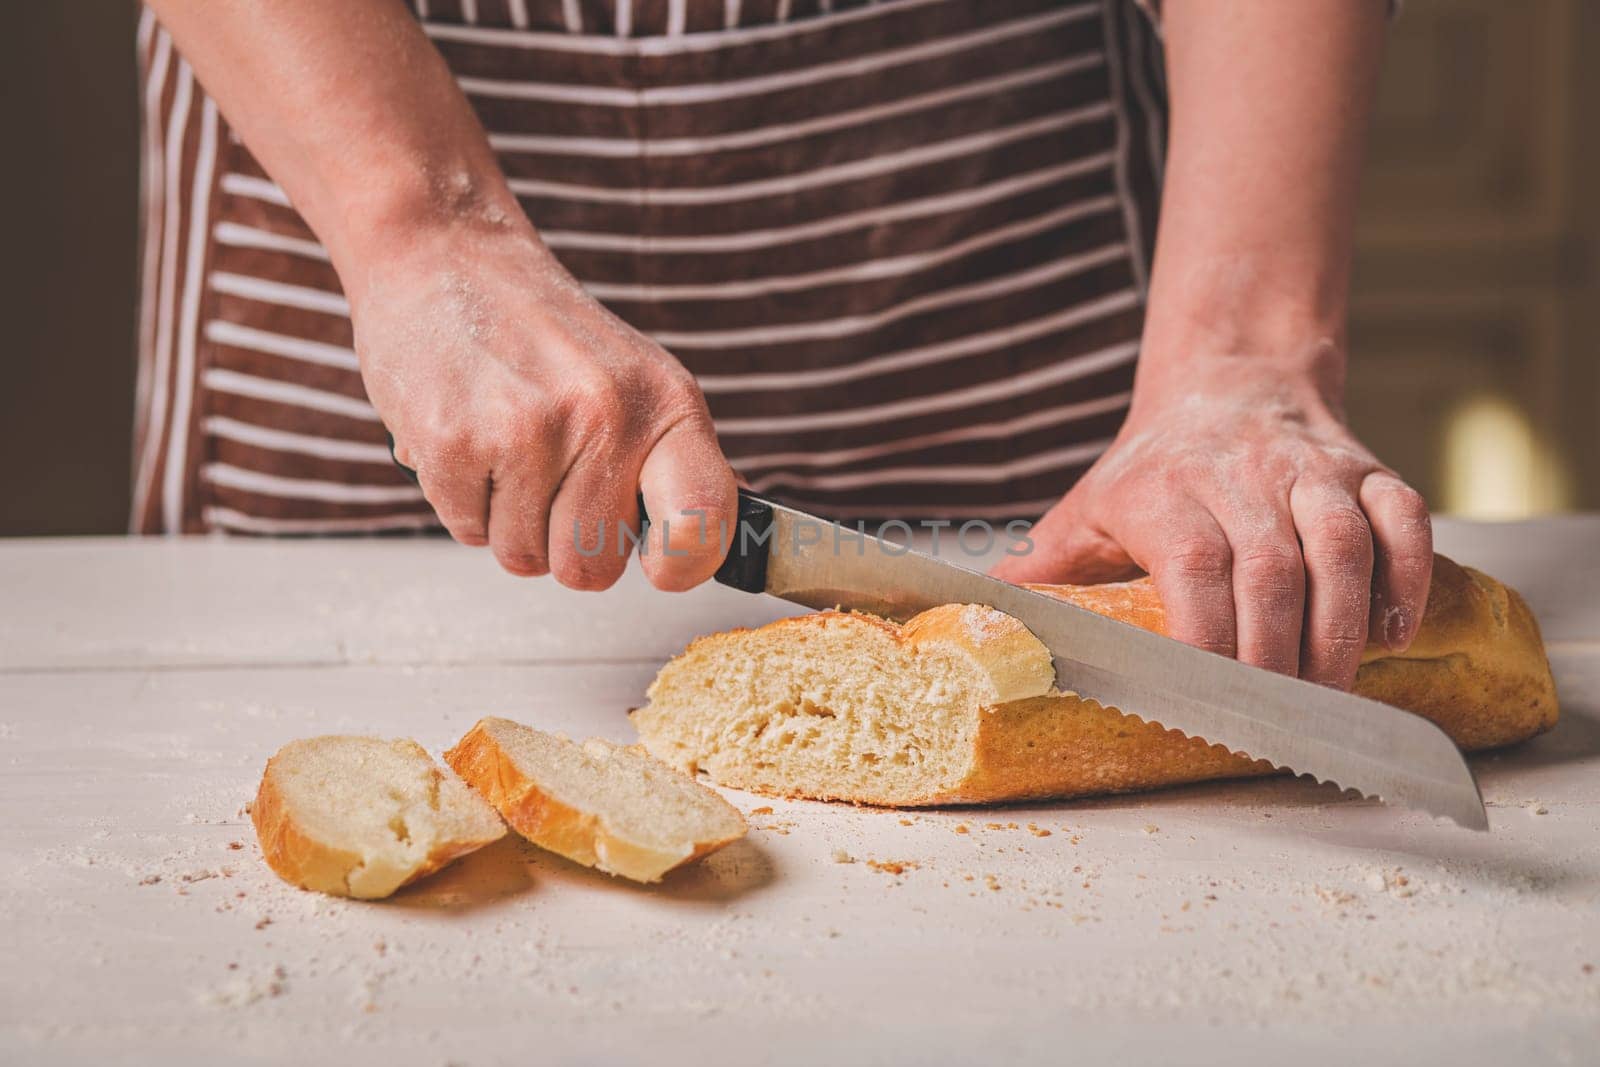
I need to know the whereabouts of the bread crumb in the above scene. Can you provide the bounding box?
[1142,824,1159,835]
[1027,824,1051,837]
[201,964,286,1008]
[953,824,969,835]
[866,860,918,875]
[750,806,774,816]
[1526,802,1548,815]
[831,849,854,864]
[898,818,913,826]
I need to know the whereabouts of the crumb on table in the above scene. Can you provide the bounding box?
[865,859,919,875]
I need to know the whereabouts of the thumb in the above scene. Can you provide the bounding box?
[637,414,738,592]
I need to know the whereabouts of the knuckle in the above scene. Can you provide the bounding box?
[573,369,627,410]
[1184,627,1237,659]
[1370,479,1430,519]
[555,372,625,426]
[1385,484,1429,517]
[1314,629,1368,663]
[564,390,630,446]
[655,373,709,420]
[497,405,557,453]
[651,365,695,400]
[1307,507,1372,558]
[1163,537,1232,582]
[551,551,623,592]
[1234,542,1304,595]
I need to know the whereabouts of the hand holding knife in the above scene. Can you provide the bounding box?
[390,440,1486,830]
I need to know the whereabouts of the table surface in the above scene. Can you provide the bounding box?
[3,518,1599,1066]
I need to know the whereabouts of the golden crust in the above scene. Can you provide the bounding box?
[444,719,746,884]
[899,603,1057,704]
[637,554,1559,806]
[251,738,505,900]
[933,555,1560,803]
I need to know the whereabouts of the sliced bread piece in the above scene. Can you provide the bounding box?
[631,554,1559,806]
[444,717,747,883]
[252,736,506,899]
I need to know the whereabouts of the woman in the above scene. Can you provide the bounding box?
[134,0,1430,690]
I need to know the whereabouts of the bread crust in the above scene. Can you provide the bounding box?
[251,738,506,899]
[445,719,746,883]
[637,555,1559,806]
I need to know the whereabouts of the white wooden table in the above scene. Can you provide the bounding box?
[3,519,1598,1066]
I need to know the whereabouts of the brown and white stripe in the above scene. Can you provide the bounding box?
[133,0,1165,534]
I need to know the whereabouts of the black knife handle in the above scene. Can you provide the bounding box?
[637,488,774,594]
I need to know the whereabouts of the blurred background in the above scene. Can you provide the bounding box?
[2,1,1596,536]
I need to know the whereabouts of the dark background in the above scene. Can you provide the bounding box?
[2,3,140,535]
[3,1,1596,536]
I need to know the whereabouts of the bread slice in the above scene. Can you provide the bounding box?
[632,554,1560,806]
[252,736,507,899]
[444,717,747,883]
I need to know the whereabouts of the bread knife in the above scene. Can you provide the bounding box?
[673,489,1488,830]
[385,441,1487,830]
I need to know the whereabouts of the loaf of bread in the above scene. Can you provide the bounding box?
[445,717,747,883]
[632,555,1559,806]
[252,736,507,899]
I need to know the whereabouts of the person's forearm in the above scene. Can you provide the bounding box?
[1138,0,1387,386]
[146,0,524,293]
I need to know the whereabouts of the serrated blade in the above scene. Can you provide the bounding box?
[759,504,1487,830]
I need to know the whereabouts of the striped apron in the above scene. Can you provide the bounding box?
[133,0,1166,534]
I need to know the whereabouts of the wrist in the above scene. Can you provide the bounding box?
[1128,331,1349,427]
[1141,245,1349,354]
[324,161,536,300]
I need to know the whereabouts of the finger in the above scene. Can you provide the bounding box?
[1360,472,1433,651]
[988,495,1140,585]
[1220,508,1306,677]
[638,413,738,593]
[486,460,559,578]
[1123,501,1238,659]
[412,440,490,547]
[547,446,638,593]
[1289,480,1375,688]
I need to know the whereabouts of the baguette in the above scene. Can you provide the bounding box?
[252,736,507,899]
[445,717,747,883]
[632,554,1559,806]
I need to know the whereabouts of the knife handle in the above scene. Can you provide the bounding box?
[636,488,774,594]
[388,433,774,594]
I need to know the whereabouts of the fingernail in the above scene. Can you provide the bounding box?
[1382,605,1410,650]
